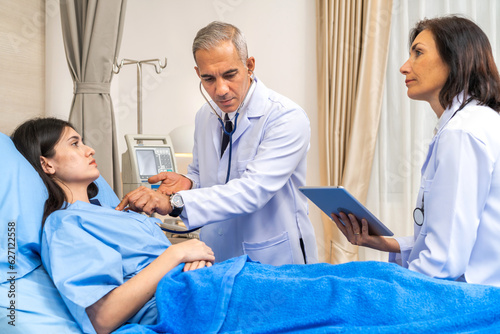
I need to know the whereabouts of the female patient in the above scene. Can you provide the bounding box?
[333,16,500,286]
[11,118,215,334]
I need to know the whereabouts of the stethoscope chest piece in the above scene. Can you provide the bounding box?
[413,207,424,226]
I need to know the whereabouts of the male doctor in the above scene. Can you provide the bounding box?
[117,21,318,266]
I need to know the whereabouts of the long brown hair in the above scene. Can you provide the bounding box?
[11,117,98,224]
[409,15,500,112]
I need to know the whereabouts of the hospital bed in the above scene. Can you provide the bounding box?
[3,130,500,334]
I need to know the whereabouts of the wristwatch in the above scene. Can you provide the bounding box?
[169,193,184,217]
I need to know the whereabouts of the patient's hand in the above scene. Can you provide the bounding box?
[168,239,215,271]
[183,260,213,272]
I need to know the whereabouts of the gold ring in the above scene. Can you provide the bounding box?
[354,233,360,235]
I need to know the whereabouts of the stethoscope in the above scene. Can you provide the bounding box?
[413,195,425,226]
[161,78,253,235]
[198,77,253,183]
[412,99,471,226]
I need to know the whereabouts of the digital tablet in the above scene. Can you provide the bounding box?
[299,186,393,236]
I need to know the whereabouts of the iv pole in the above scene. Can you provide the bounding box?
[112,58,167,135]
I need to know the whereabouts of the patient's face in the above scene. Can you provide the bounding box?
[47,126,100,187]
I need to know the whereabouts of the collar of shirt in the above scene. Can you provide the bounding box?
[433,92,470,136]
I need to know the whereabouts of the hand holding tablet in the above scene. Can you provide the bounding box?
[299,186,393,236]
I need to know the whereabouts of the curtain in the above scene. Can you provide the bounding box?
[59,0,127,194]
[316,0,393,264]
[363,0,500,262]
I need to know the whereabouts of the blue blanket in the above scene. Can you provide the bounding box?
[115,256,500,333]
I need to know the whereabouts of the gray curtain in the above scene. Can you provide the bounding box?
[60,0,127,195]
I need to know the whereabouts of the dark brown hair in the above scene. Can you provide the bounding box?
[11,117,98,224]
[409,15,500,112]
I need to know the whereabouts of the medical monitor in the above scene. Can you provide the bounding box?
[135,147,175,179]
[122,134,177,195]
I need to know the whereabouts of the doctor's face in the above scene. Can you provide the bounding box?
[43,126,100,187]
[195,41,255,113]
[400,29,450,115]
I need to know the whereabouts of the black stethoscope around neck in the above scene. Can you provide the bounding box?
[198,79,252,183]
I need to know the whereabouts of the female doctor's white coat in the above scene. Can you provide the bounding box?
[390,96,500,286]
[178,77,318,266]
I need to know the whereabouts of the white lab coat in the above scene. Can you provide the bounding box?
[390,95,500,286]
[179,77,318,265]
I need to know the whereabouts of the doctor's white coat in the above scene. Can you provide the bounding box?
[391,96,500,286]
[179,77,318,265]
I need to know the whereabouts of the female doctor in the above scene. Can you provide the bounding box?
[332,15,500,286]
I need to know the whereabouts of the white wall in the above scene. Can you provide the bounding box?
[46,0,325,261]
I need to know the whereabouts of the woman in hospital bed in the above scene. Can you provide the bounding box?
[332,15,500,286]
[11,117,215,334]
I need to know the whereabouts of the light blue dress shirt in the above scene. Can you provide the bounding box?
[42,201,171,333]
[391,95,500,286]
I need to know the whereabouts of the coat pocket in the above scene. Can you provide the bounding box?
[242,232,293,266]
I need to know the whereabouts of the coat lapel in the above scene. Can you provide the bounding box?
[231,77,267,144]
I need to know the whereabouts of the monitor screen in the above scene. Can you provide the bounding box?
[136,149,158,178]
[135,146,175,180]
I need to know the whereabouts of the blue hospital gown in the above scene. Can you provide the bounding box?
[41,201,171,334]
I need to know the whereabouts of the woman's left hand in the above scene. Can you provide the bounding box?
[331,212,370,246]
[331,212,400,252]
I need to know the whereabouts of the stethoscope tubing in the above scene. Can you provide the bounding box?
[160,80,252,233]
[217,112,239,183]
[198,81,250,183]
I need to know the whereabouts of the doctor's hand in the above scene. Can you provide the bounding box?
[116,186,171,215]
[148,172,192,195]
[331,212,370,246]
[331,212,400,253]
